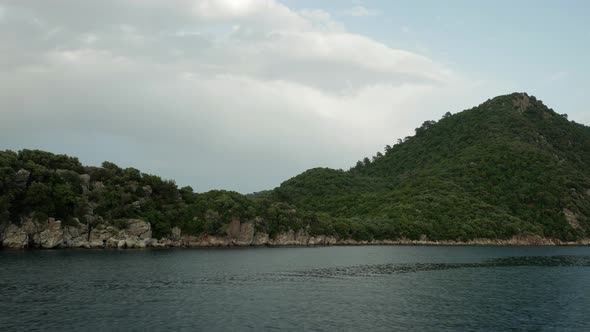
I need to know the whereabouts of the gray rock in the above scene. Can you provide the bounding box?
[21,220,40,247]
[564,208,581,229]
[2,224,28,249]
[235,222,255,245]
[170,227,182,241]
[79,174,91,194]
[39,219,64,248]
[63,223,89,248]
[123,237,147,248]
[88,224,117,244]
[252,232,269,246]
[126,219,152,239]
[308,235,325,246]
[144,238,159,247]
[226,218,255,245]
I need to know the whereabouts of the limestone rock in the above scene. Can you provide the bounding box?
[144,238,159,247]
[252,232,269,246]
[39,219,64,248]
[308,235,325,246]
[88,224,117,247]
[269,229,311,245]
[325,236,337,245]
[21,220,40,247]
[170,227,182,241]
[294,229,309,244]
[235,222,255,245]
[124,238,141,248]
[63,223,89,248]
[226,217,241,239]
[270,230,295,245]
[2,224,28,249]
[564,208,581,229]
[126,219,152,239]
[79,174,91,194]
[182,235,229,247]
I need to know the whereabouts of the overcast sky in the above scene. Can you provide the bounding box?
[1,0,589,193]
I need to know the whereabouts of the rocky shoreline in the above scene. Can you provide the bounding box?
[1,218,589,250]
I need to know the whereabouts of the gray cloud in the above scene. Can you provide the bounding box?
[0,0,488,193]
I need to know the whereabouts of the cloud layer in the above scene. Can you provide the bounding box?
[0,0,487,192]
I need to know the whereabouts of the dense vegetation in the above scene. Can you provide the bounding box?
[268,93,590,241]
[2,93,589,241]
[0,150,316,238]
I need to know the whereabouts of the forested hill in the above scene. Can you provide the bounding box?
[269,93,590,241]
[1,92,590,243]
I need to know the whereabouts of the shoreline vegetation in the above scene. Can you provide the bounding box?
[2,93,590,249]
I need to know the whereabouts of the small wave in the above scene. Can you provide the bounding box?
[283,255,590,279]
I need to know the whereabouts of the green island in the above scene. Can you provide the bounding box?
[1,92,589,248]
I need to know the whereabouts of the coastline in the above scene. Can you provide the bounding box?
[2,218,589,250]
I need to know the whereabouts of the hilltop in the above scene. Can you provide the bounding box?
[268,93,590,241]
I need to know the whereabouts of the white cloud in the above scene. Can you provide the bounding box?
[0,0,488,192]
[340,5,378,17]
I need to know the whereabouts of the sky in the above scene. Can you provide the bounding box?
[1,0,589,193]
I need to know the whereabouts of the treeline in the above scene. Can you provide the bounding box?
[0,150,317,238]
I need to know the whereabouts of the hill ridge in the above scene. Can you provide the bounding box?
[1,92,589,246]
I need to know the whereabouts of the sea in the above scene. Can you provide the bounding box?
[1,246,590,331]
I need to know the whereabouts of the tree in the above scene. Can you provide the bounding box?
[415,120,437,135]
[373,152,383,161]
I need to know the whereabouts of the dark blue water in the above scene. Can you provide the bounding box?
[1,246,590,331]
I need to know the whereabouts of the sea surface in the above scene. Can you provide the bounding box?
[1,246,590,331]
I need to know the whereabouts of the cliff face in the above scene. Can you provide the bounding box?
[0,217,338,249]
[0,218,155,249]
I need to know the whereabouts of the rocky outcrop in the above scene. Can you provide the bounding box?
[252,232,269,245]
[170,226,182,241]
[2,217,590,249]
[0,218,157,249]
[38,219,64,248]
[218,218,257,246]
[126,219,152,239]
[513,93,530,112]
[63,224,89,248]
[79,174,91,194]
[2,224,28,249]
[564,208,581,229]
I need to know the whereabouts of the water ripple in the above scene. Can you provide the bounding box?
[284,255,590,279]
